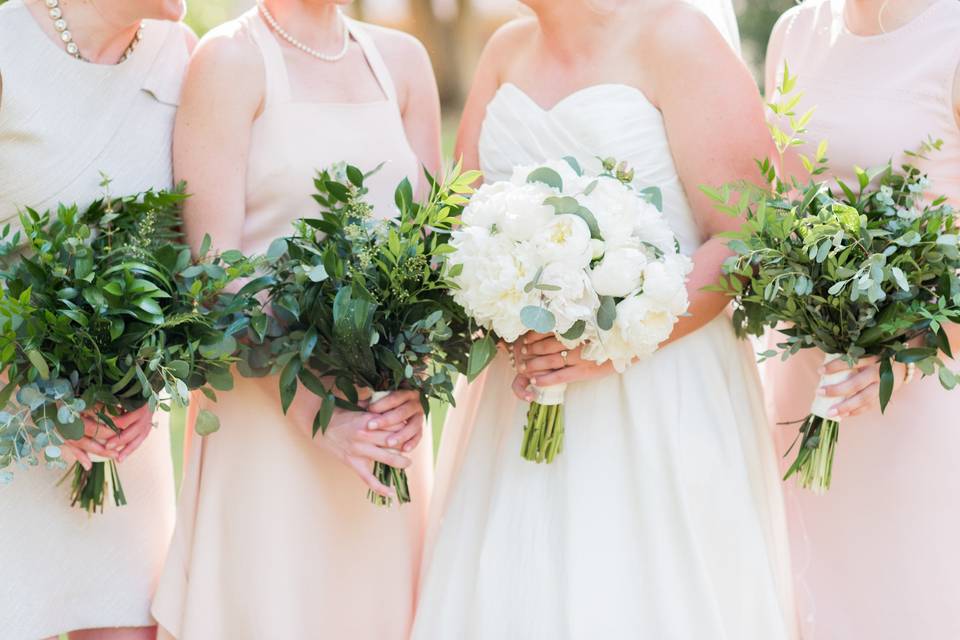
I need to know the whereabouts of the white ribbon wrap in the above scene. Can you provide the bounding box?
[809,353,850,420]
[532,383,567,406]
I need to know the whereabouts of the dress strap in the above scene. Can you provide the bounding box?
[345,18,398,104]
[245,9,292,107]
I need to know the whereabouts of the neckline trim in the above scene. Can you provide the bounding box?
[835,0,951,40]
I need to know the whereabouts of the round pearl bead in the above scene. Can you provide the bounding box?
[45,0,57,8]
[49,7,62,19]
[60,30,71,42]
[54,18,66,31]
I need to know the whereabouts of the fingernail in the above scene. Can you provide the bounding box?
[530,377,537,385]
[520,363,526,372]
[828,408,838,417]
[404,444,413,452]
[387,437,398,446]
[368,420,379,430]
[521,347,528,355]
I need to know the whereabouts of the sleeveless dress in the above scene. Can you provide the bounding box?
[765,2,960,638]
[151,11,431,639]
[0,2,189,637]
[411,83,798,639]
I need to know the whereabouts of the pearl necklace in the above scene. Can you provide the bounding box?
[44,0,142,63]
[257,1,350,62]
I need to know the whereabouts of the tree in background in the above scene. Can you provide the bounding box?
[737,0,796,90]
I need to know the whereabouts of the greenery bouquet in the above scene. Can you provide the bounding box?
[710,65,960,493]
[243,163,494,506]
[0,182,263,511]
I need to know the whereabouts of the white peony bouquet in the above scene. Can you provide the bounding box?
[449,157,692,463]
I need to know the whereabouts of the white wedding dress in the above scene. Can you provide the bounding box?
[411,83,798,639]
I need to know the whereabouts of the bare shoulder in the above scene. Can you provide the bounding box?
[185,15,264,92]
[478,17,538,78]
[638,1,733,60]
[362,22,435,95]
[190,14,263,77]
[179,14,265,113]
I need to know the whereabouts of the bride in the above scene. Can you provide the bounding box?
[412,0,798,637]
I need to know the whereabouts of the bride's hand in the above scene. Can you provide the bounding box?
[510,334,616,401]
[319,407,415,500]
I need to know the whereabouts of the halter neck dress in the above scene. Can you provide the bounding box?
[152,11,430,639]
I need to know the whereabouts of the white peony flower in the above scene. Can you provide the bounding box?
[462,182,555,242]
[641,257,692,316]
[588,247,647,298]
[531,214,593,268]
[633,205,679,256]
[538,262,599,334]
[582,177,638,247]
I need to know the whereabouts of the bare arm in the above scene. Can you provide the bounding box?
[378,31,442,187]
[174,28,264,254]
[651,5,773,346]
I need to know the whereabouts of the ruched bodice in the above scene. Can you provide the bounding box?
[479,83,704,255]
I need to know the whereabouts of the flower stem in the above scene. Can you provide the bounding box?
[784,414,839,493]
[521,401,565,463]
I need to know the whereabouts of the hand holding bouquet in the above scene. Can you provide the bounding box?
[713,65,960,492]
[0,183,262,511]
[243,163,487,506]
[449,157,692,463]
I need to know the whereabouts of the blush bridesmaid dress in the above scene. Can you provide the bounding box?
[151,9,432,640]
[765,1,960,638]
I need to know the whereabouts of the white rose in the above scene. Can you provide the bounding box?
[588,248,647,298]
[538,262,599,334]
[531,214,593,267]
[641,257,691,316]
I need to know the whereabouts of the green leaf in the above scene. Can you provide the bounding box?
[526,167,563,191]
[298,367,328,397]
[939,366,958,390]
[27,350,50,379]
[878,358,894,413]
[467,334,496,381]
[520,305,556,333]
[267,238,288,261]
[560,320,586,341]
[199,233,212,257]
[597,296,617,331]
[194,409,220,436]
[300,327,319,361]
[890,266,910,291]
[562,156,583,176]
[639,186,663,212]
[346,165,364,188]
[313,393,336,437]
